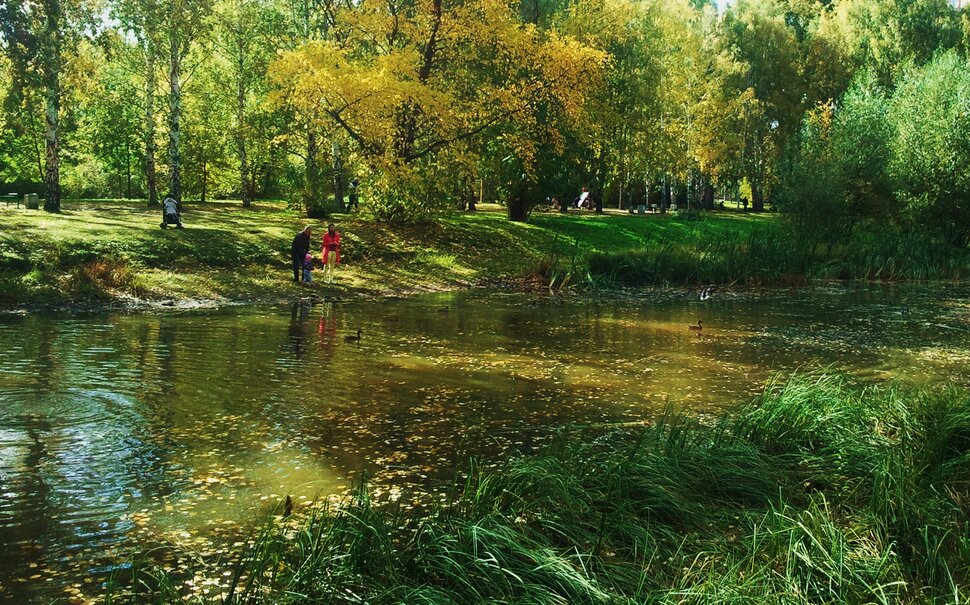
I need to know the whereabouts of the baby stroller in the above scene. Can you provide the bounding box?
[572,189,591,210]
[160,195,183,229]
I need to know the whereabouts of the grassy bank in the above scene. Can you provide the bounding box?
[2,200,965,309]
[111,373,970,604]
[0,200,771,308]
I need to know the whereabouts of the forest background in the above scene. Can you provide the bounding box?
[2,0,970,253]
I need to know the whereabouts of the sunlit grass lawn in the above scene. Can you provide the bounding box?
[0,199,774,306]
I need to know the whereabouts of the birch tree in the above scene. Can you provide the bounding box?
[1,0,90,211]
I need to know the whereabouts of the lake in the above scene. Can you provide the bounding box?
[1,284,968,602]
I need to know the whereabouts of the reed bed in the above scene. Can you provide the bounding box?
[585,225,969,286]
[111,373,970,603]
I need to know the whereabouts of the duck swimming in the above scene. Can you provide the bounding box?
[689,320,703,331]
[344,329,362,342]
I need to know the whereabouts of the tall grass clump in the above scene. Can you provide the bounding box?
[109,374,970,604]
[735,374,970,594]
[586,222,969,288]
[816,228,970,281]
[587,225,811,287]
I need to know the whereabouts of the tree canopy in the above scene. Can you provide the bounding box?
[0,0,967,239]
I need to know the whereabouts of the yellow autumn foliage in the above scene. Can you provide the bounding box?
[269,0,606,178]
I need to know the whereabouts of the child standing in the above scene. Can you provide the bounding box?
[321,223,341,283]
[302,253,314,283]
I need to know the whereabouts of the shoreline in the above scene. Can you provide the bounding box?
[4,275,967,317]
[2,201,966,316]
[0,274,538,316]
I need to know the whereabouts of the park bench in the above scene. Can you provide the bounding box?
[1,193,18,208]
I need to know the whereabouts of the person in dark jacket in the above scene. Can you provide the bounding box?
[347,178,360,212]
[291,226,312,282]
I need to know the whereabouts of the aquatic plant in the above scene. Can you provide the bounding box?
[586,224,970,286]
[108,373,970,604]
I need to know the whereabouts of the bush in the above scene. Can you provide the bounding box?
[890,51,970,247]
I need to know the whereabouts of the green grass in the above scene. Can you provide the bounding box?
[0,200,773,307]
[1,200,963,307]
[107,373,970,604]
[586,220,970,287]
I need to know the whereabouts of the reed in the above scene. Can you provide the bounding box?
[586,224,969,286]
[109,373,970,604]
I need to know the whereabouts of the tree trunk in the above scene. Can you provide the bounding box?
[44,79,60,212]
[468,180,478,211]
[331,138,344,211]
[236,32,250,208]
[647,180,660,211]
[660,177,670,214]
[35,131,44,185]
[675,186,687,210]
[593,150,605,214]
[700,175,714,211]
[42,0,61,213]
[126,141,132,199]
[168,31,182,202]
[251,164,258,201]
[305,130,322,216]
[201,158,207,203]
[751,181,764,212]
[145,44,158,206]
[508,195,528,222]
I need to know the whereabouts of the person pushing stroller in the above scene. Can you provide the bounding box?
[160,193,183,229]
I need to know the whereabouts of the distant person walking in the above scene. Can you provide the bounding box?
[160,193,183,229]
[291,225,312,283]
[347,178,360,212]
[321,222,341,283]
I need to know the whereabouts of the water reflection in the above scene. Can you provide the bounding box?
[288,300,312,358]
[0,283,968,601]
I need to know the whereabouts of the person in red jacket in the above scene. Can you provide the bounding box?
[321,222,341,283]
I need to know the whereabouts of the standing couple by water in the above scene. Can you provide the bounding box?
[291,223,341,284]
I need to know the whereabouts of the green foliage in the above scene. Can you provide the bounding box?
[780,52,970,259]
[2,0,968,227]
[366,162,459,224]
[779,73,893,247]
[890,50,970,247]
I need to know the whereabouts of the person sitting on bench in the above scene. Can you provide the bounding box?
[160,194,183,229]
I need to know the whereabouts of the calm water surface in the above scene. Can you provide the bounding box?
[0,284,968,602]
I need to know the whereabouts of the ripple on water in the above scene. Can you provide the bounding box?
[1,285,969,602]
